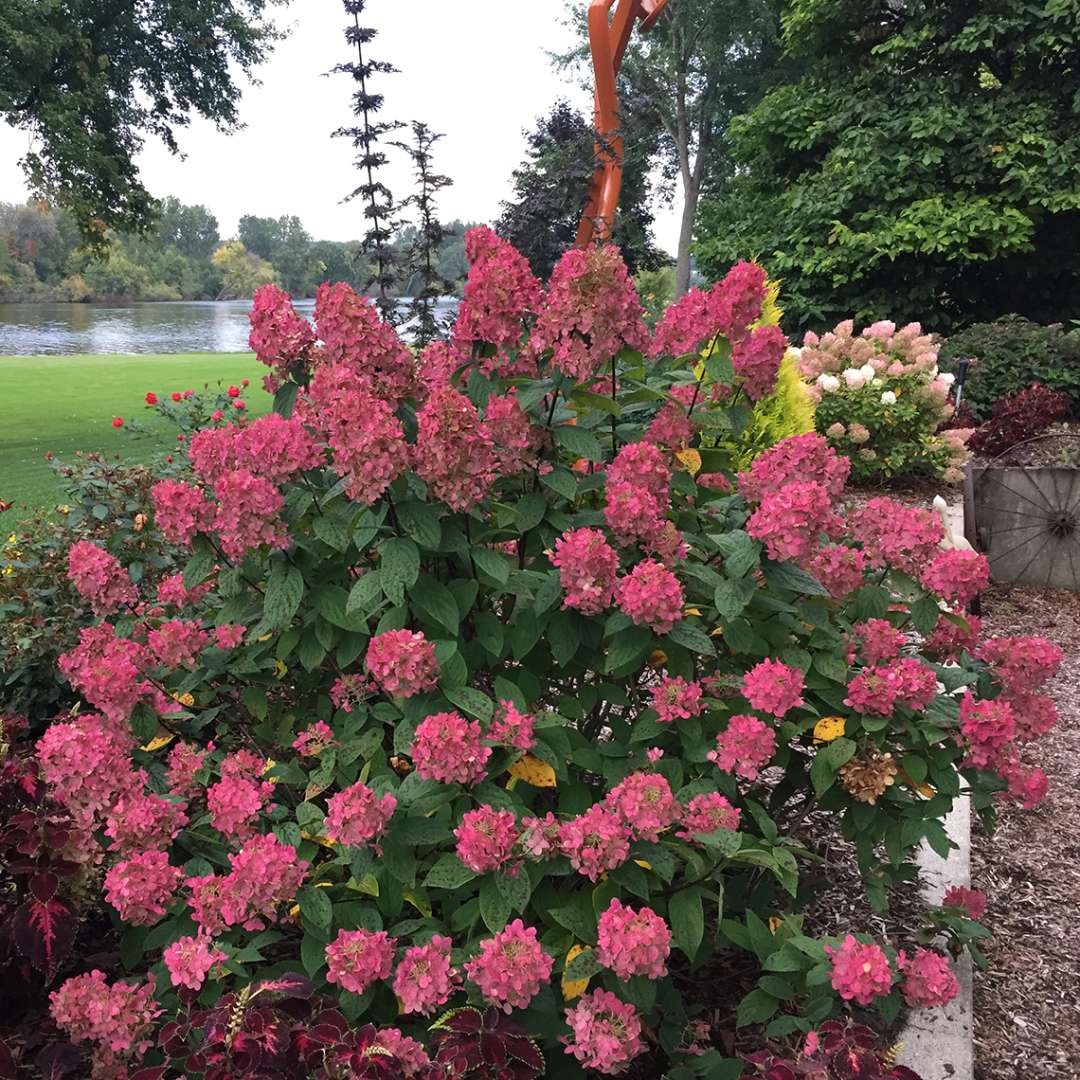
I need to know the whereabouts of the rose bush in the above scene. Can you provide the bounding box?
[5,232,1061,1078]
[797,320,973,484]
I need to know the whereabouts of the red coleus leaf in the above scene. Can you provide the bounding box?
[30,872,59,903]
[480,1032,508,1067]
[34,1044,82,1080]
[11,896,77,980]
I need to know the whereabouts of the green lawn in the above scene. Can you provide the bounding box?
[0,353,268,514]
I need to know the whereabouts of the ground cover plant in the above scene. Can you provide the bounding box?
[0,353,266,513]
[797,320,972,484]
[0,234,1061,1079]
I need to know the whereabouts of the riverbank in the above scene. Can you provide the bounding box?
[0,353,266,513]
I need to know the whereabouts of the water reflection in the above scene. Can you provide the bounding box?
[0,298,458,355]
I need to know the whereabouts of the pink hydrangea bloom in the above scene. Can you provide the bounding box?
[889,657,938,711]
[186,833,307,934]
[559,804,632,881]
[596,898,671,979]
[417,339,457,395]
[959,692,1016,769]
[646,397,695,449]
[651,676,704,724]
[151,479,215,546]
[708,715,776,781]
[563,989,645,1075]
[36,711,137,828]
[330,672,369,713]
[249,283,316,378]
[163,933,227,991]
[485,391,540,474]
[849,498,944,574]
[488,700,536,750]
[732,324,787,400]
[325,929,396,995]
[844,665,901,717]
[464,919,554,1011]
[454,805,519,874]
[235,411,323,484]
[942,886,987,920]
[519,812,561,859]
[57,623,149,724]
[650,287,714,358]
[738,433,850,504]
[998,757,1048,808]
[976,636,1063,694]
[166,741,208,798]
[308,363,409,505]
[156,573,211,610]
[605,771,680,841]
[711,260,768,342]
[924,613,982,660]
[373,1029,432,1077]
[1005,691,1059,741]
[212,468,289,558]
[411,711,491,786]
[920,549,990,606]
[614,559,684,634]
[67,541,137,616]
[530,246,647,383]
[104,850,181,925]
[147,618,210,669]
[104,787,188,853]
[325,781,397,848]
[856,619,906,665]
[552,524,622,613]
[314,281,415,403]
[898,948,960,1008]
[393,935,459,1016]
[292,720,337,757]
[451,226,543,372]
[676,792,741,842]
[604,482,666,548]
[214,623,246,649]
[607,440,671,502]
[742,659,805,717]
[825,935,893,1005]
[207,752,274,841]
[747,481,840,563]
[366,629,440,698]
[50,970,160,1059]
[802,544,866,599]
[414,386,498,511]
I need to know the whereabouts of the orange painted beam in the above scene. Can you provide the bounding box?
[576,0,670,248]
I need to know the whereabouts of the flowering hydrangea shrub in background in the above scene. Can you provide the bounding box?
[800,319,973,482]
[2,233,1062,1079]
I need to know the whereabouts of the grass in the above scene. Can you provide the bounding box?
[0,353,268,514]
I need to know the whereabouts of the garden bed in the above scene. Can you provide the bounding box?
[972,584,1080,1080]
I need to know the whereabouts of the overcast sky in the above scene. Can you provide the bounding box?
[0,0,679,253]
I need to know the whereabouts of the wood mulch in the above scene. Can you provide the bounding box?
[971,584,1080,1080]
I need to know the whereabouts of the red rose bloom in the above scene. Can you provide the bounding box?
[228,385,240,397]
[112,417,124,428]
[171,392,182,402]
[145,392,157,405]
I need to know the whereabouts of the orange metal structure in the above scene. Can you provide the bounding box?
[576,0,670,248]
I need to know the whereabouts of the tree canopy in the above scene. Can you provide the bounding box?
[0,0,286,243]
[695,0,1080,332]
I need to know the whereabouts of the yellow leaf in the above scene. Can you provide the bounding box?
[898,769,935,799]
[140,733,176,753]
[813,716,846,743]
[768,916,783,934]
[508,754,557,788]
[675,448,702,476]
[633,859,652,871]
[684,607,702,617]
[347,873,380,897]
[170,691,194,708]
[258,633,272,642]
[274,659,287,678]
[648,649,668,669]
[562,945,592,1001]
[301,831,336,848]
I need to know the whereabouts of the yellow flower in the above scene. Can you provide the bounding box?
[57,505,70,514]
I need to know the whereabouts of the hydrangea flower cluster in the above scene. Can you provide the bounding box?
[958,692,1016,769]
[292,720,337,757]
[605,771,680,841]
[163,933,227,991]
[393,935,459,1016]
[105,787,189,853]
[614,559,685,634]
[487,700,536,750]
[824,935,893,1005]
[414,386,497,512]
[50,971,161,1063]
[559,804,632,882]
[596,898,671,979]
[676,791,741,841]
[942,886,987,920]
[248,282,316,383]
[855,619,907,665]
[103,849,182,925]
[206,750,274,841]
[325,929,396,995]
[464,919,554,1011]
[147,618,210,669]
[850,498,944,574]
[742,659,805,718]
[550,527,621,616]
[67,540,137,616]
[732,324,787,401]
[898,948,960,1008]
[804,543,867,599]
[738,432,851,504]
[166,741,207,798]
[976,635,1063,694]
[57,624,153,726]
[365,629,440,698]
[411,711,491,786]
[454,805,519,873]
[324,780,397,848]
[651,676,704,723]
[708,715,777,780]
[151,478,215,545]
[563,989,645,1075]
[920,548,990,606]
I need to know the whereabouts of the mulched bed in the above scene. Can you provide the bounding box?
[971,584,1080,1080]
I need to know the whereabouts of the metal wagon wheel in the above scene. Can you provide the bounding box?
[968,433,1080,589]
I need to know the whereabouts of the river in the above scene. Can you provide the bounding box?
[0,298,459,355]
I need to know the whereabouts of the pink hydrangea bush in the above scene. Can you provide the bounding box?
[800,318,973,482]
[19,234,1052,1078]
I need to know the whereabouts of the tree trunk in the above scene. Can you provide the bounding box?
[675,173,698,297]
